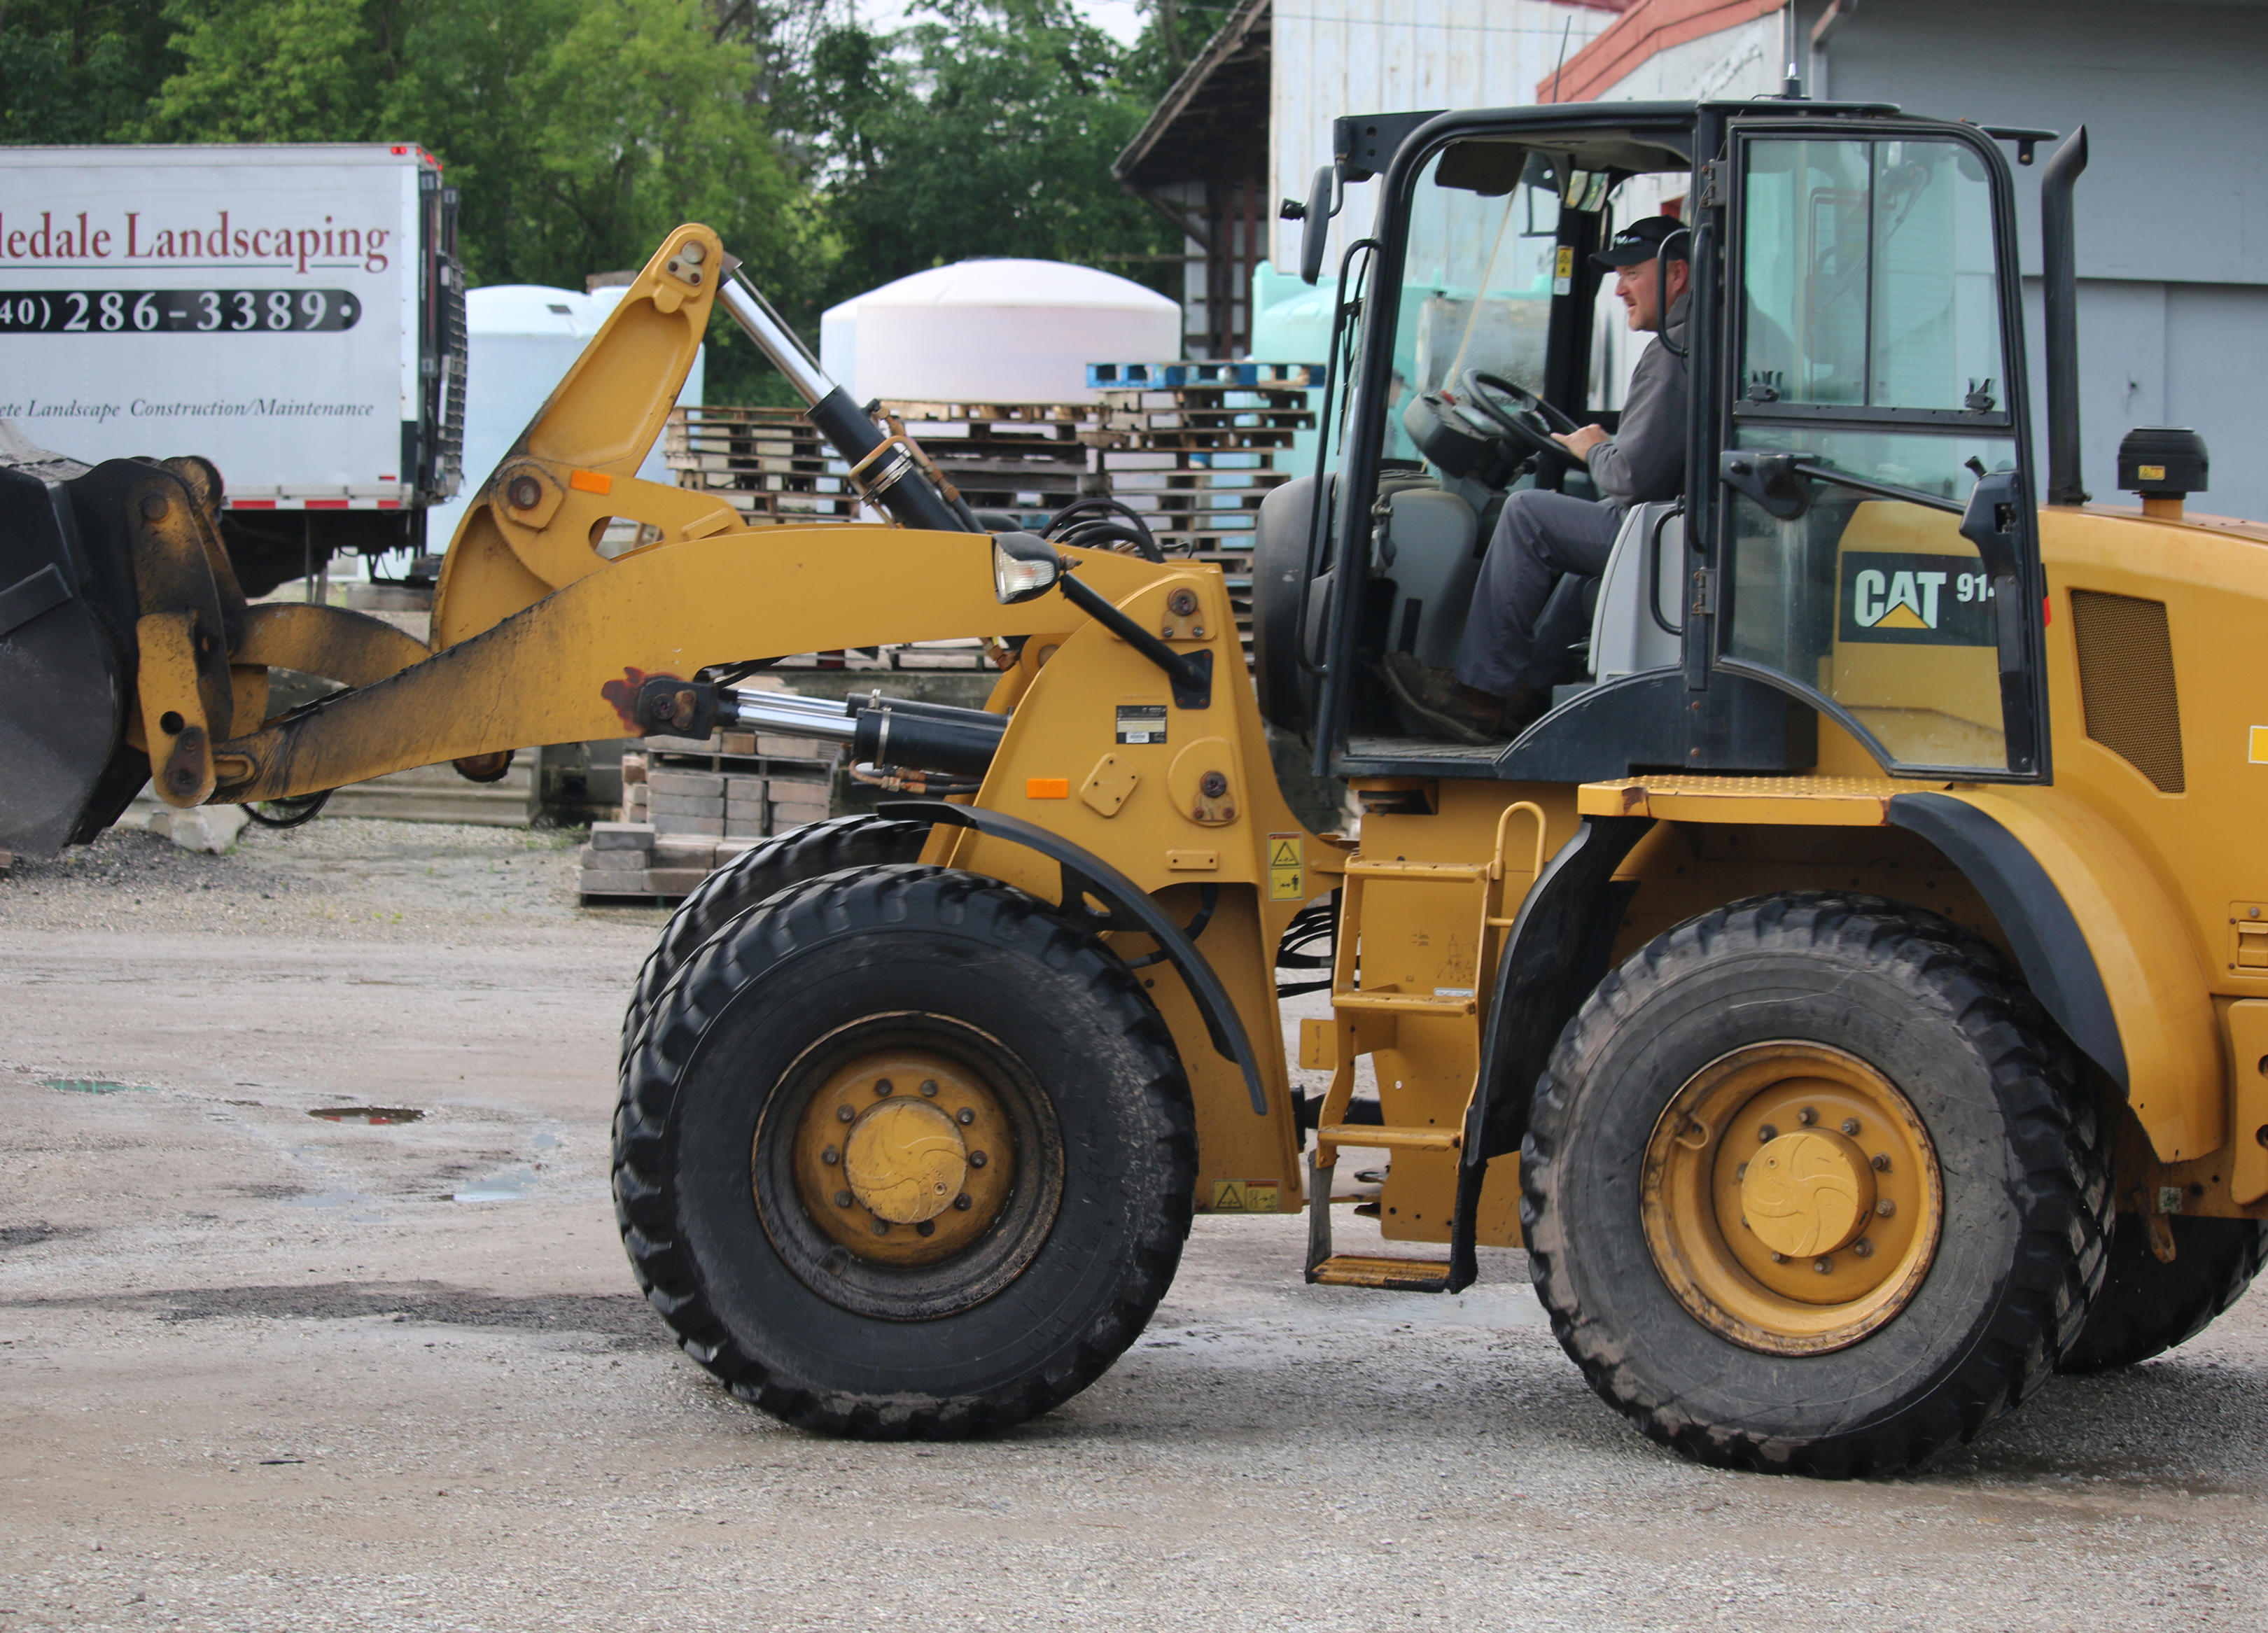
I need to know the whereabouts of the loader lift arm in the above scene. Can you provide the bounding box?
[103,224,1026,810]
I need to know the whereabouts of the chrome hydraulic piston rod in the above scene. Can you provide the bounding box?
[716,267,970,535]
[723,687,1007,779]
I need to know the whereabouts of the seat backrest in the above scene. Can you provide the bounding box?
[1376,483,1480,671]
[1588,500,1683,682]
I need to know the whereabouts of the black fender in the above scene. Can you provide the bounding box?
[1448,813,1652,1289]
[1886,791,2128,1090]
[877,799,1268,1116]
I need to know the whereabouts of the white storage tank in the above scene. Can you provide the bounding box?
[428,283,702,547]
[820,260,1179,406]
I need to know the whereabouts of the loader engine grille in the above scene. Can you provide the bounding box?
[2070,589,2185,793]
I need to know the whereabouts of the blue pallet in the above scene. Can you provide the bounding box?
[1086,360,1326,389]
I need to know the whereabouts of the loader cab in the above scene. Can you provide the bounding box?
[1252,100,2052,787]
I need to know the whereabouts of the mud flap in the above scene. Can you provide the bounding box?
[0,457,139,857]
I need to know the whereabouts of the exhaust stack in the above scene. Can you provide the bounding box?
[2040,128,2089,507]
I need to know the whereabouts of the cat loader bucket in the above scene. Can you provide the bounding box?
[0,432,230,857]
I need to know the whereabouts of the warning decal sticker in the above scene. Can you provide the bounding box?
[1266,832,1303,902]
[1211,1179,1282,1212]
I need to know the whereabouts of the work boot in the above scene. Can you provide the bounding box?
[1380,652,1508,745]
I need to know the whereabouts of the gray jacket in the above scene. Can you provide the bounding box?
[1585,293,1689,508]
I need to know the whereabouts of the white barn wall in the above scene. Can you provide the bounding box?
[1270,2,1619,274]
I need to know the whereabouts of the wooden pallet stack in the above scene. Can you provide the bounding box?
[1082,362,1322,657]
[663,405,858,525]
[577,722,838,903]
[656,363,1321,664]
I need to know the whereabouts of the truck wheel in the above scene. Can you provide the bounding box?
[618,814,931,1068]
[1522,893,2110,1476]
[613,864,1198,1437]
[2059,1214,2268,1373]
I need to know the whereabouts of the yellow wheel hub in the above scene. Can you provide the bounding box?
[844,1098,967,1223]
[1741,1129,1874,1259]
[788,1049,1016,1268]
[1641,1041,1943,1354]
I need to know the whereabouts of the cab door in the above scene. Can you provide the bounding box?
[1709,119,2050,780]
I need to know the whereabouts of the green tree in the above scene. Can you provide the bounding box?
[144,0,393,141]
[0,0,179,143]
[799,0,1175,312]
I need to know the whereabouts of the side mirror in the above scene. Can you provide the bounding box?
[992,531,1063,604]
[1298,165,1335,286]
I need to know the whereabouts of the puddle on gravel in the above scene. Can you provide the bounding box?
[453,1165,538,1203]
[43,1079,158,1094]
[307,1106,426,1125]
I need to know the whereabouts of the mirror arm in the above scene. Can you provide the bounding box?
[1057,568,1213,709]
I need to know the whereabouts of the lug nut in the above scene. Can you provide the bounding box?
[953,1193,972,1211]
[1770,1252,1786,1263]
[920,1080,939,1097]
[1814,1256,1833,1274]
[871,1219,889,1237]
[874,1079,893,1096]
[955,1107,974,1126]
[1872,1154,1891,1172]
[1853,1238,1875,1259]
[1758,1124,1777,1142]
[1798,1107,1816,1126]
[1841,1118,1861,1136]
[1735,1162,1748,1181]
[967,1151,988,1169]
[916,1219,934,1237]
[836,1105,855,1123]
[1877,1199,1896,1218]
[821,1147,839,1166]
[834,1190,853,1208]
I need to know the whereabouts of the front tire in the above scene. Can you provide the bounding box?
[613,864,1197,1437]
[1522,893,2110,1476]
[619,813,932,1067]
[2059,1214,2268,1372]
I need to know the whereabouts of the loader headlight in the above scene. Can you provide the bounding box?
[992,532,1063,604]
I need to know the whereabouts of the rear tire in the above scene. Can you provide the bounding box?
[612,864,1197,1437]
[619,813,930,1067]
[1522,893,2110,1476]
[2059,1214,2268,1372]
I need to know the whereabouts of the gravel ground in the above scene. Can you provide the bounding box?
[1,819,2264,1631]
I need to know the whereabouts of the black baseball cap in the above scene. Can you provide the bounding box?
[1590,216,1690,271]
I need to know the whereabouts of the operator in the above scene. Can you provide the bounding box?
[1384,216,1690,744]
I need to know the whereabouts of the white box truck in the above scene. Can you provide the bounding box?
[0,142,465,591]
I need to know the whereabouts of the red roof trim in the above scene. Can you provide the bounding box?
[1540,0,1782,104]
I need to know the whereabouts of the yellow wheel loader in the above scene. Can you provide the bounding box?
[6,95,2266,1476]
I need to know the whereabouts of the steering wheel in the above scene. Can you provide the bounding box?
[1457,369,1585,468]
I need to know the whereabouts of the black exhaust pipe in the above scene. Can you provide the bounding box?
[2041,127,2089,506]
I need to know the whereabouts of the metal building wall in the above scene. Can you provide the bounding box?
[1815,0,2268,519]
[1269,2,1621,274]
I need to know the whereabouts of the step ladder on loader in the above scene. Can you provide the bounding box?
[1306,802,1548,1292]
